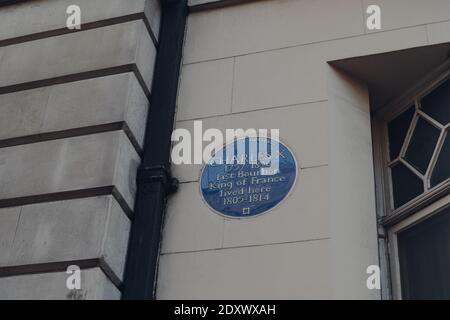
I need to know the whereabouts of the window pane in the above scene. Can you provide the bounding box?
[398,206,450,299]
[404,117,440,174]
[388,106,415,160]
[391,162,424,208]
[421,78,450,125]
[431,132,450,187]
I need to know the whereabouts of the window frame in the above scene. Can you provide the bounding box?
[372,60,450,299]
[388,193,450,299]
[374,63,450,222]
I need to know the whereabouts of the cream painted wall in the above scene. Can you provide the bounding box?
[158,0,450,299]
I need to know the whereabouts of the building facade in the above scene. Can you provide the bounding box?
[0,0,449,300]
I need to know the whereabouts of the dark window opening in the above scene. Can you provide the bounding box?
[398,206,450,300]
[421,78,450,125]
[388,106,415,160]
[431,132,450,187]
[391,162,424,208]
[387,76,450,209]
[404,117,440,174]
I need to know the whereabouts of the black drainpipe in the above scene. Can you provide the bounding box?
[122,0,187,300]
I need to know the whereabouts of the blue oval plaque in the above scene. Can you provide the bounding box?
[200,137,297,218]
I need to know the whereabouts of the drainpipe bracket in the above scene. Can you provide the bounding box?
[137,165,179,195]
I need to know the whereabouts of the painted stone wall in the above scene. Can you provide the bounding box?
[157,0,450,299]
[0,0,161,300]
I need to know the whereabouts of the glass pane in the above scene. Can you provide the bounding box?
[388,106,415,160]
[391,162,424,208]
[421,78,450,125]
[404,117,440,174]
[398,206,450,299]
[431,132,450,187]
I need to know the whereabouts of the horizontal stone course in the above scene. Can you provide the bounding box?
[157,239,331,299]
[0,267,120,300]
[184,0,365,63]
[0,72,148,148]
[0,131,140,209]
[0,196,129,280]
[0,20,156,92]
[363,0,450,33]
[0,0,162,301]
[427,20,450,45]
[0,0,160,44]
[177,58,234,120]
